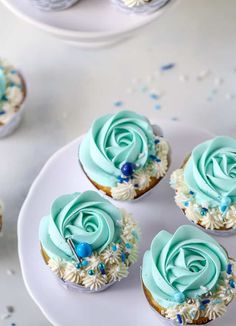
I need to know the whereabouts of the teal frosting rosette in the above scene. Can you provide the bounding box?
[184,136,236,210]
[142,225,229,308]
[79,110,156,187]
[39,190,140,291]
[39,191,121,261]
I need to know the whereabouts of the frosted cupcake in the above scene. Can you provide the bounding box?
[170,136,236,235]
[39,191,140,292]
[142,225,236,325]
[79,110,170,201]
[111,0,170,15]
[30,0,80,11]
[0,58,26,138]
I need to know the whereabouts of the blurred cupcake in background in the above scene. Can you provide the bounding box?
[111,0,170,15]
[39,191,140,292]
[142,225,236,325]
[0,58,26,138]
[170,136,236,236]
[30,0,80,11]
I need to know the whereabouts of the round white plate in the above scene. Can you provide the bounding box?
[0,0,178,48]
[18,120,236,326]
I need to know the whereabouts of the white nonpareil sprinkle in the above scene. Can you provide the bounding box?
[197,69,211,80]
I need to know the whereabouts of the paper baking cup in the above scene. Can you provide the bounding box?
[191,221,236,237]
[0,104,25,139]
[57,277,115,293]
[111,0,170,15]
[30,0,79,11]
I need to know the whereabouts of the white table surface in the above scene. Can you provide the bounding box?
[0,0,236,325]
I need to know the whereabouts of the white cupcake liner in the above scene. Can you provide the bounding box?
[190,220,236,237]
[57,276,116,293]
[30,0,80,11]
[0,103,25,139]
[111,0,170,15]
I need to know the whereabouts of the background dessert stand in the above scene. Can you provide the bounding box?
[18,120,236,326]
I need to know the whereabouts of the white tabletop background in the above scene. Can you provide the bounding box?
[0,0,235,325]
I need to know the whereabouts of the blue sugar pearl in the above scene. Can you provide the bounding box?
[174,292,186,303]
[189,191,195,195]
[112,245,117,252]
[121,252,126,263]
[155,158,161,163]
[227,264,233,275]
[125,243,133,249]
[229,279,235,288]
[75,262,82,269]
[88,270,94,276]
[75,242,92,258]
[201,299,210,305]
[200,207,208,216]
[154,139,160,144]
[98,263,105,270]
[117,176,124,183]
[81,260,88,267]
[184,201,189,207]
[176,314,183,324]
[121,162,134,176]
[0,110,5,115]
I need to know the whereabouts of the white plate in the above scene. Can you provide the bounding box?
[18,120,236,326]
[0,0,178,48]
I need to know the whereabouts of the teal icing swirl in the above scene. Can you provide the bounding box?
[184,136,236,207]
[79,110,156,187]
[39,191,121,262]
[142,225,228,308]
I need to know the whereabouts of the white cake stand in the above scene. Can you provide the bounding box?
[18,120,236,326]
[0,0,178,48]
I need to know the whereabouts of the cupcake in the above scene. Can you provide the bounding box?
[79,110,170,201]
[111,0,170,15]
[0,58,26,138]
[30,0,80,11]
[142,225,236,325]
[170,136,236,235]
[39,190,140,292]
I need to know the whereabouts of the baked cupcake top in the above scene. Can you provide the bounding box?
[171,136,236,231]
[0,59,25,125]
[142,225,236,324]
[39,190,140,291]
[79,110,169,200]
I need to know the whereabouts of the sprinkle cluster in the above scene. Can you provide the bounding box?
[47,209,140,291]
[170,168,236,231]
[164,260,236,325]
[111,137,169,200]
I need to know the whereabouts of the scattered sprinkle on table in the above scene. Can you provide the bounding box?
[113,100,123,107]
[160,63,175,71]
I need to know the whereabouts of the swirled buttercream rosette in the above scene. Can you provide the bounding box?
[170,136,236,235]
[0,58,27,138]
[142,225,236,325]
[79,110,170,201]
[39,191,140,292]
